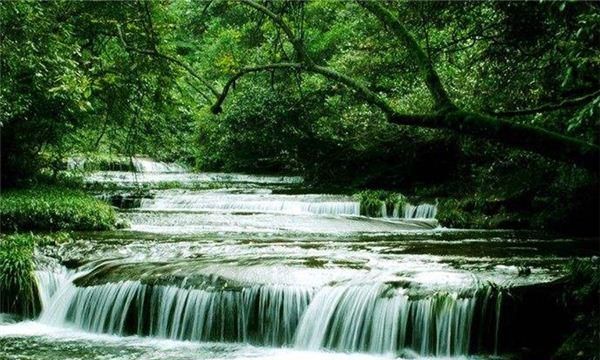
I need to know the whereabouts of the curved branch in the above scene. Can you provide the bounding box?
[211,63,302,113]
[358,1,454,111]
[213,2,599,172]
[491,89,600,117]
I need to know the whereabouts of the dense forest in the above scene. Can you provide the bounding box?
[2,0,599,233]
[1,2,599,360]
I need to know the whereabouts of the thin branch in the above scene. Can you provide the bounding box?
[116,24,220,97]
[491,89,600,117]
[238,0,309,63]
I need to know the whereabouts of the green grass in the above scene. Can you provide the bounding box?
[0,234,39,317]
[1,186,118,232]
[354,190,406,217]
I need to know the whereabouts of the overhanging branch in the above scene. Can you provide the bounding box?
[491,89,600,117]
[358,1,454,111]
[211,63,302,113]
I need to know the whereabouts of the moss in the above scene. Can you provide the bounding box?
[354,190,406,217]
[0,234,40,318]
[1,186,118,232]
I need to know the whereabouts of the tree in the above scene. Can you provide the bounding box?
[209,0,599,172]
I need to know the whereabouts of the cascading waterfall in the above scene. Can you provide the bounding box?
[294,283,497,356]
[402,204,438,219]
[132,158,187,173]
[35,268,502,356]
[382,203,438,219]
[138,192,438,220]
[139,193,361,217]
[35,268,71,309]
[39,273,312,347]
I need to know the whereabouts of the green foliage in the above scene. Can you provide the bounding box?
[1,0,598,232]
[196,84,308,173]
[0,187,118,232]
[354,190,406,217]
[67,154,135,172]
[0,234,39,318]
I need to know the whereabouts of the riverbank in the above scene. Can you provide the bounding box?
[0,186,119,232]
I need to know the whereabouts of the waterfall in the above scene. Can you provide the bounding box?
[139,192,361,216]
[132,158,187,173]
[35,268,71,310]
[137,191,438,220]
[294,283,495,356]
[402,204,438,219]
[35,268,501,356]
[39,279,312,347]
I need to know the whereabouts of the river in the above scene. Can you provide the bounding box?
[0,159,595,359]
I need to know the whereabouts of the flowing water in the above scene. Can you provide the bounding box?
[1,159,596,359]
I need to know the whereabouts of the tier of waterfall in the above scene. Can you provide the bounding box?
[139,192,361,216]
[132,158,187,173]
[135,190,437,220]
[36,269,501,357]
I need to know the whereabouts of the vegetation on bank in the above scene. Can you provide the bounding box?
[0,234,40,317]
[430,162,599,234]
[1,187,118,232]
[65,154,135,172]
[354,190,406,217]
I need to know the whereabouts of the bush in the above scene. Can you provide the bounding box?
[66,154,135,172]
[0,186,118,231]
[0,234,40,317]
[354,190,406,217]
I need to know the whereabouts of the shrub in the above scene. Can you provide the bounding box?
[1,186,118,231]
[354,190,406,217]
[0,234,40,317]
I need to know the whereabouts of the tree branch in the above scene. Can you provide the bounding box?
[491,89,600,117]
[211,63,302,113]
[238,0,308,62]
[116,24,220,97]
[389,110,599,172]
[358,1,454,111]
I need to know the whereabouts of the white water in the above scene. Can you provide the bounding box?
[34,267,501,356]
[85,158,436,219]
[132,158,187,173]
[402,204,438,219]
[138,190,437,219]
[294,284,489,356]
[4,158,559,360]
[139,191,361,216]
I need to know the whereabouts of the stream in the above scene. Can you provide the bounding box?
[0,159,596,359]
